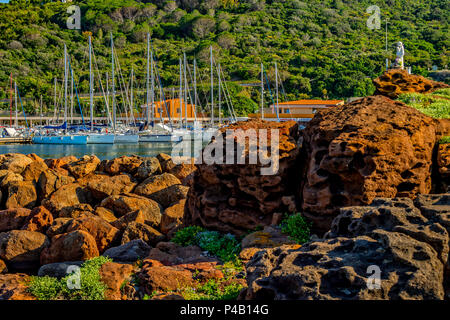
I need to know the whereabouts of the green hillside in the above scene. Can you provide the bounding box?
[0,0,448,116]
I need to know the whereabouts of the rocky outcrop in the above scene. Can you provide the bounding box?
[244,194,450,300]
[136,157,161,181]
[300,95,440,231]
[373,69,449,98]
[99,262,135,300]
[0,154,33,174]
[121,222,164,246]
[103,155,143,175]
[0,208,31,232]
[67,155,100,179]
[86,174,137,200]
[103,240,151,263]
[437,144,450,192]
[5,181,37,209]
[42,183,92,214]
[0,274,35,300]
[186,119,301,235]
[21,206,53,233]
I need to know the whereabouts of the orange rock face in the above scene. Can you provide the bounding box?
[21,206,54,233]
[300,95,440,231]
[0,208,32,232]
[437,143,450,192]
[0,274,35,300]
[103,155,143,175]
[373,69,449,98]
[99,262,135,300]
[40,230,99,265]
[185,119,300,235]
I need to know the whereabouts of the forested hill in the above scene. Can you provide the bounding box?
[0,0,448,115]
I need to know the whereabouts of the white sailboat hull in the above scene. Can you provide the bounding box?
[114,134,139,144]
[139,133,182,143]
[86,134,115,144]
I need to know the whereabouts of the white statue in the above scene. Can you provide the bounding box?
[394,41,405,69]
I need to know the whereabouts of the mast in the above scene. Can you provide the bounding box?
[183,52,188,128]
[64,44,68,126]
[275,62,279,118]
[106,72,110,127]
[210,46,214,126]
[9,72,12,127]
[89,35,94,131]
[53,77,57,123]
[14,81,18,128]
[193,59,198,124]
[130,68,134,122]
[70,67,73,124]
[40,95,43,126]
[111,33,116,133]
[146,33,151,126]
[151,45,155,125]
[179,57,182,128]
[260,63,264,119]
[218,63,221,125]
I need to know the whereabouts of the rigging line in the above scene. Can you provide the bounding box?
[16,85,28,128]
[113,48,131,126]
[185,60,200,121]
[183,59,197,122]
[218,65,237,122]
[91,48,113,127]
[212,59,236,122]
[264,70,279,122]
[67,56,86,128]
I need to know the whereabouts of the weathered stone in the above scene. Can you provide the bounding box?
[0,208,32,232]
[66,215,120,253]
[44,156,77,171]
[99,262,135,300]
[94,207,117,223]
[42,183,92,214]
[38,261,83,278]
[103,239,151,263]
[0,171,23,188]
[241,226,297,249]
[186,119,300,236]
[21,160,48,183]
[300,95,439,231]
[436,143,450,192]
[5,181,37,209]
[373,68,449,99]
[161,199,186,235]
[135,173,181,199]
[136,157,162,180]
[100,194,162,226]
[0,153,33,174]
[0,274,35,300]
[67,155,100,179]
[0,230,49,270]
[138,260,193,293]
[147,184,189,209]
[111,210,145,230]
[0,259,7,274]
[168,163,197,185]
[40,230,99,265]
[121,222,165,246]
[146,242,217,266]
[58,203,94,219]
[21,206,54,233]
[87,174,137,200]
[46,218,73,238]
[37,169,75,200]
[157,153,176,172]
[104,156,143,175]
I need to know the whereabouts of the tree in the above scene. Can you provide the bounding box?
[191,16,216,38]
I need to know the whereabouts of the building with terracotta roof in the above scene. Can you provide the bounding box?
[270,99,344,115]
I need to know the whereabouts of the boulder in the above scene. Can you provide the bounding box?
[0,230,49,270]
[241,226,297,249]
[99,262,135,300]
[300,95,439,231]
[44,156,77,171]
[437,143,449,192]
[185,119,300,236]
[103,239,151,263]
[147,184,189,209]
[0,259,7,274]
[21,160,48,183]
[373,69,449,98]
[134,173,181,198]
[37,169,75,200]
[161,199,186,235]
[244,195,449,300]
[58,203,94,219]
[66,215,120,253]
[40,230,99,265]
[0,171,23,188]
[100,194,162,226]
[168,163,197,185]
[0,208,32,232]
[0,274,35,300]
[42,183,91,214]
[136,157,162,180]
[87,174,137,200]
[0,153,33,174]
[157,153,176,172]
[94,207,117,223]
[121,222,164,246]
[111,210,146,230]
[46,218,73,238]
[104,156,143,175]
[67,155,100,179]
[38,261,83,278]
[146,241,217,266]
[21,206,54,233]
[26,154,44,162]
[5,181,37,209]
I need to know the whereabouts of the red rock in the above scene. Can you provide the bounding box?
[168,163,197,185]
[46,218,73,238]
[42,183,92,214]
[94,207,117,223]
[146,242,217,266]
[21,206,54,233]
[40,230,99,265]
[58,203,94,219]
[99,262,135,300]
[157,153,176,172]
[100,194,162,226]
[373,69,449,98]
[37,169,75,200]
[5,181,37,209]
[0,230,49,270]
[121,222,165,246]
[300,95,440,231]
[67,155,100,179]
[0,171,23,188]
[0,153,33,174]
[0,259,6,274]
[26,153,44,162]
[161,200,186,235]
[0,274,35,300]
[44,156,77,170]
[185,119,300,235]
[138,260,193,293]
[87,174,137,200]
[0,208,32,232]
[21,160,48,183]
[104,156,143,175]
[111,210,145,230]
[134,173,181,198]
[147,184,189,209]
[66,215,120,253]
[437,143,449,192]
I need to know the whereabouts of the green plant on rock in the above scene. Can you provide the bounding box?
[171,225,205,246]
[439,136,450,144]
[182,278,244,300]
[280,213,311,244]
[28,256,111,300]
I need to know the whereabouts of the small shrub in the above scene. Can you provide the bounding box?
[171,226,205,246]
[280,213,311,244]
[439,136,450,144]
[182,279,244,300]
[28,256,111,300]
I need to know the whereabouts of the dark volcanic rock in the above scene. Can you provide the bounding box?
[244,195,450,300]
[300,95,440,231]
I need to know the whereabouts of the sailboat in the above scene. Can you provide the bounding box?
[32,44,88,145]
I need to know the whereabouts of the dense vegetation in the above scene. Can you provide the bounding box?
[398,88,450,119]
[0,0,448,117]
